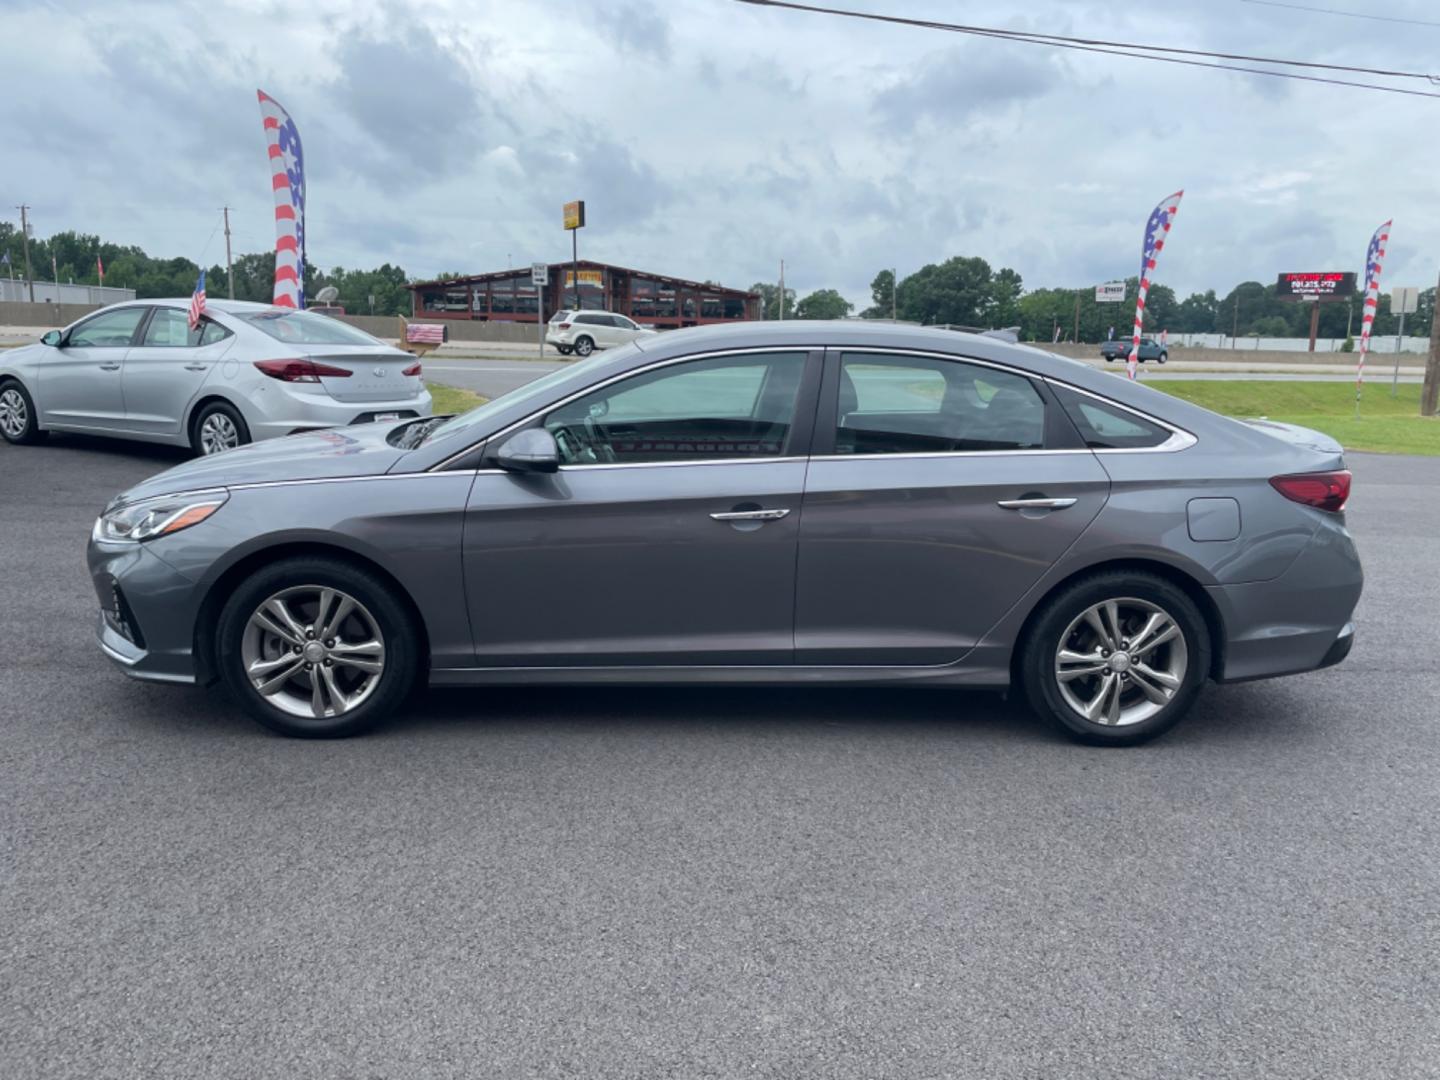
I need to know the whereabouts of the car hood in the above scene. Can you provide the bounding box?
[110,421,413,508]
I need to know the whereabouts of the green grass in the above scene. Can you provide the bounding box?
[426,382,488,416]
[1150,380,1440,456]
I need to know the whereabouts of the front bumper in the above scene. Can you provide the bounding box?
[88,538,202,685]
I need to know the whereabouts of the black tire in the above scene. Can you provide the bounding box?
[0,379,47,445]
[1019,570,1211,746]
[556,345,574,356]
[573,335,595,357]
[216,556,420,738]
[190,400,251,457]
[1157,351,1168,364]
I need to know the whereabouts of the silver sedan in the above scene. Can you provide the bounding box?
[0,300,431,455]
[85,321,1362,745]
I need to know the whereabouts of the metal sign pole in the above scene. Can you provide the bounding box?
[1391,312,1405,396]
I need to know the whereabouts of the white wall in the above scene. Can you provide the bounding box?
[0,279,136,305]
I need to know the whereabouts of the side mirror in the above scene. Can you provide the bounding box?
[40,330,62,347]
[496,428,560,474]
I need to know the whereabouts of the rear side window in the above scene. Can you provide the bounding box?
[1053,384,1172,449]
[239,310,382,346]
[835,353,1046,454]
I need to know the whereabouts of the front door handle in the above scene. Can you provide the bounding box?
[98,363,121,372]
[997,497,1077,511]
[710,508,791,522]
[184,363,209,372]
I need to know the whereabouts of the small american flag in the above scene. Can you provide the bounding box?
[188,269,207,331]
[405,323,446,345]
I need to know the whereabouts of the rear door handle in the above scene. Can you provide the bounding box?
[710,508,791,522]
[997,497,1077,510]
[98,363,121,372]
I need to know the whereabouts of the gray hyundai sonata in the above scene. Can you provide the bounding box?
[87,322,1361,744]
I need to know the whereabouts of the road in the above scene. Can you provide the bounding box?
[2,437,1438,1079]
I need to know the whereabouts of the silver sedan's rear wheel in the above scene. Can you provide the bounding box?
[1054,598,1188,727]
[0,381,46,445]
[241,585,387,720]
[1022,571,1210,746]
[217,557,419,738]
[191,400,250,457]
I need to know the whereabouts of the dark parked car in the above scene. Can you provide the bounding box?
[88,322,1360,745]
[1101,336,1168,363]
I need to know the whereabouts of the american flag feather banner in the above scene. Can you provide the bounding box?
[1128,189,1184,380]
[188,270,207,331]
[1355,219,1392,405]
[257,89,306,309]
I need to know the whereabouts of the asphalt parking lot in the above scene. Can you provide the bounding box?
[3,435,1439,1079]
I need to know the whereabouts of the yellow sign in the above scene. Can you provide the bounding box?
[563,269,604,289]
[563,200,586,230]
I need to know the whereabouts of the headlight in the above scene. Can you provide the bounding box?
[95,490,229,543]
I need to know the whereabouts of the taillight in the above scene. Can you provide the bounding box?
[402,361,422,377]
[558,322,571,330]
[253,359,354,383]
[1270,470,1351,513]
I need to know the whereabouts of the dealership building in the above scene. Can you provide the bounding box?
[407,260,760,329]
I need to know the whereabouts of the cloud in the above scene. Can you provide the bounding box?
[597,1,672,60]
[872,43,1061,132]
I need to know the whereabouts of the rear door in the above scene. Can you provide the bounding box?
[794,349,1110,665]
[462,349,820,666]
[120,309,235,435]
[39,306,147,431]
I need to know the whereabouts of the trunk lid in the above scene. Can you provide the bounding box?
[299,346,424,403]
[1237,418,1343,456]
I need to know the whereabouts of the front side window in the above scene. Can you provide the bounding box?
[1052,384,1172,449]
[835,353,1046,454]
[543,352,807,465]
[68,307,146,348]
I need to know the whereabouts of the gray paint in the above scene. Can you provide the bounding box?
[85,320,1362,697]
[1188,498,1242,542]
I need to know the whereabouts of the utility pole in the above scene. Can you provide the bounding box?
[223,207,235,299]
[1422,271,1440,417]
[778,258,785,322]
[1231,292,1239,349]
[17,204,34,302]
[1073,291,1081,344]
[891,267,898,322]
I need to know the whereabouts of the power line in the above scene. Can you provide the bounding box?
[732,0,1440,98]
[1240,0,1440,30]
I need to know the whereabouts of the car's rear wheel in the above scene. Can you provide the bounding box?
[1020,571,1210,746]
[191,400,251,457]
[216,557,419,738]
[573,335,595,357]
[1157,351,1168,364]
[556,344,574,356]
[0,380,46,445]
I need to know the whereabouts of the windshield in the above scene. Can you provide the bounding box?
[418,347,619,448]
[238,309,386,346]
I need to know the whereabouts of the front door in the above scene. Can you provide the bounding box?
[462,349,819,666]
[120,308,235,435]
[795,350,1110,665]
[40,306,147,431]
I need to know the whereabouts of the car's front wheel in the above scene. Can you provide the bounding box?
[191,400,251,456]
[0,380,46,445]
[1157,351,1168,364]
[573,335,595,357]
[216,557,420,738]
[1020,571,1210,746]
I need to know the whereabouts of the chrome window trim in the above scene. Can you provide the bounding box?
[808,449,1093,462]
[427,345,818,473]
[557,455,807,473]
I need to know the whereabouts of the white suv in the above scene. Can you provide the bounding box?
[547,310,656,357]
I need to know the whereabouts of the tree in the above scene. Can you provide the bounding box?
[749,281,795,320]
[860,269,896,319]
[795,288,853,320]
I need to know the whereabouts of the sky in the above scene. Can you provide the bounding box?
[3,0,1438,309]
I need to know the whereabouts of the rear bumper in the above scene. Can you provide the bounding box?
[1208,514,1362,683]
[245,385,433,442]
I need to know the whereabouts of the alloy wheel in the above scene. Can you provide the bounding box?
[1053,597,1188,727]
[240,585,387,719]
[200,412,239,455]
[0,387,27,438]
